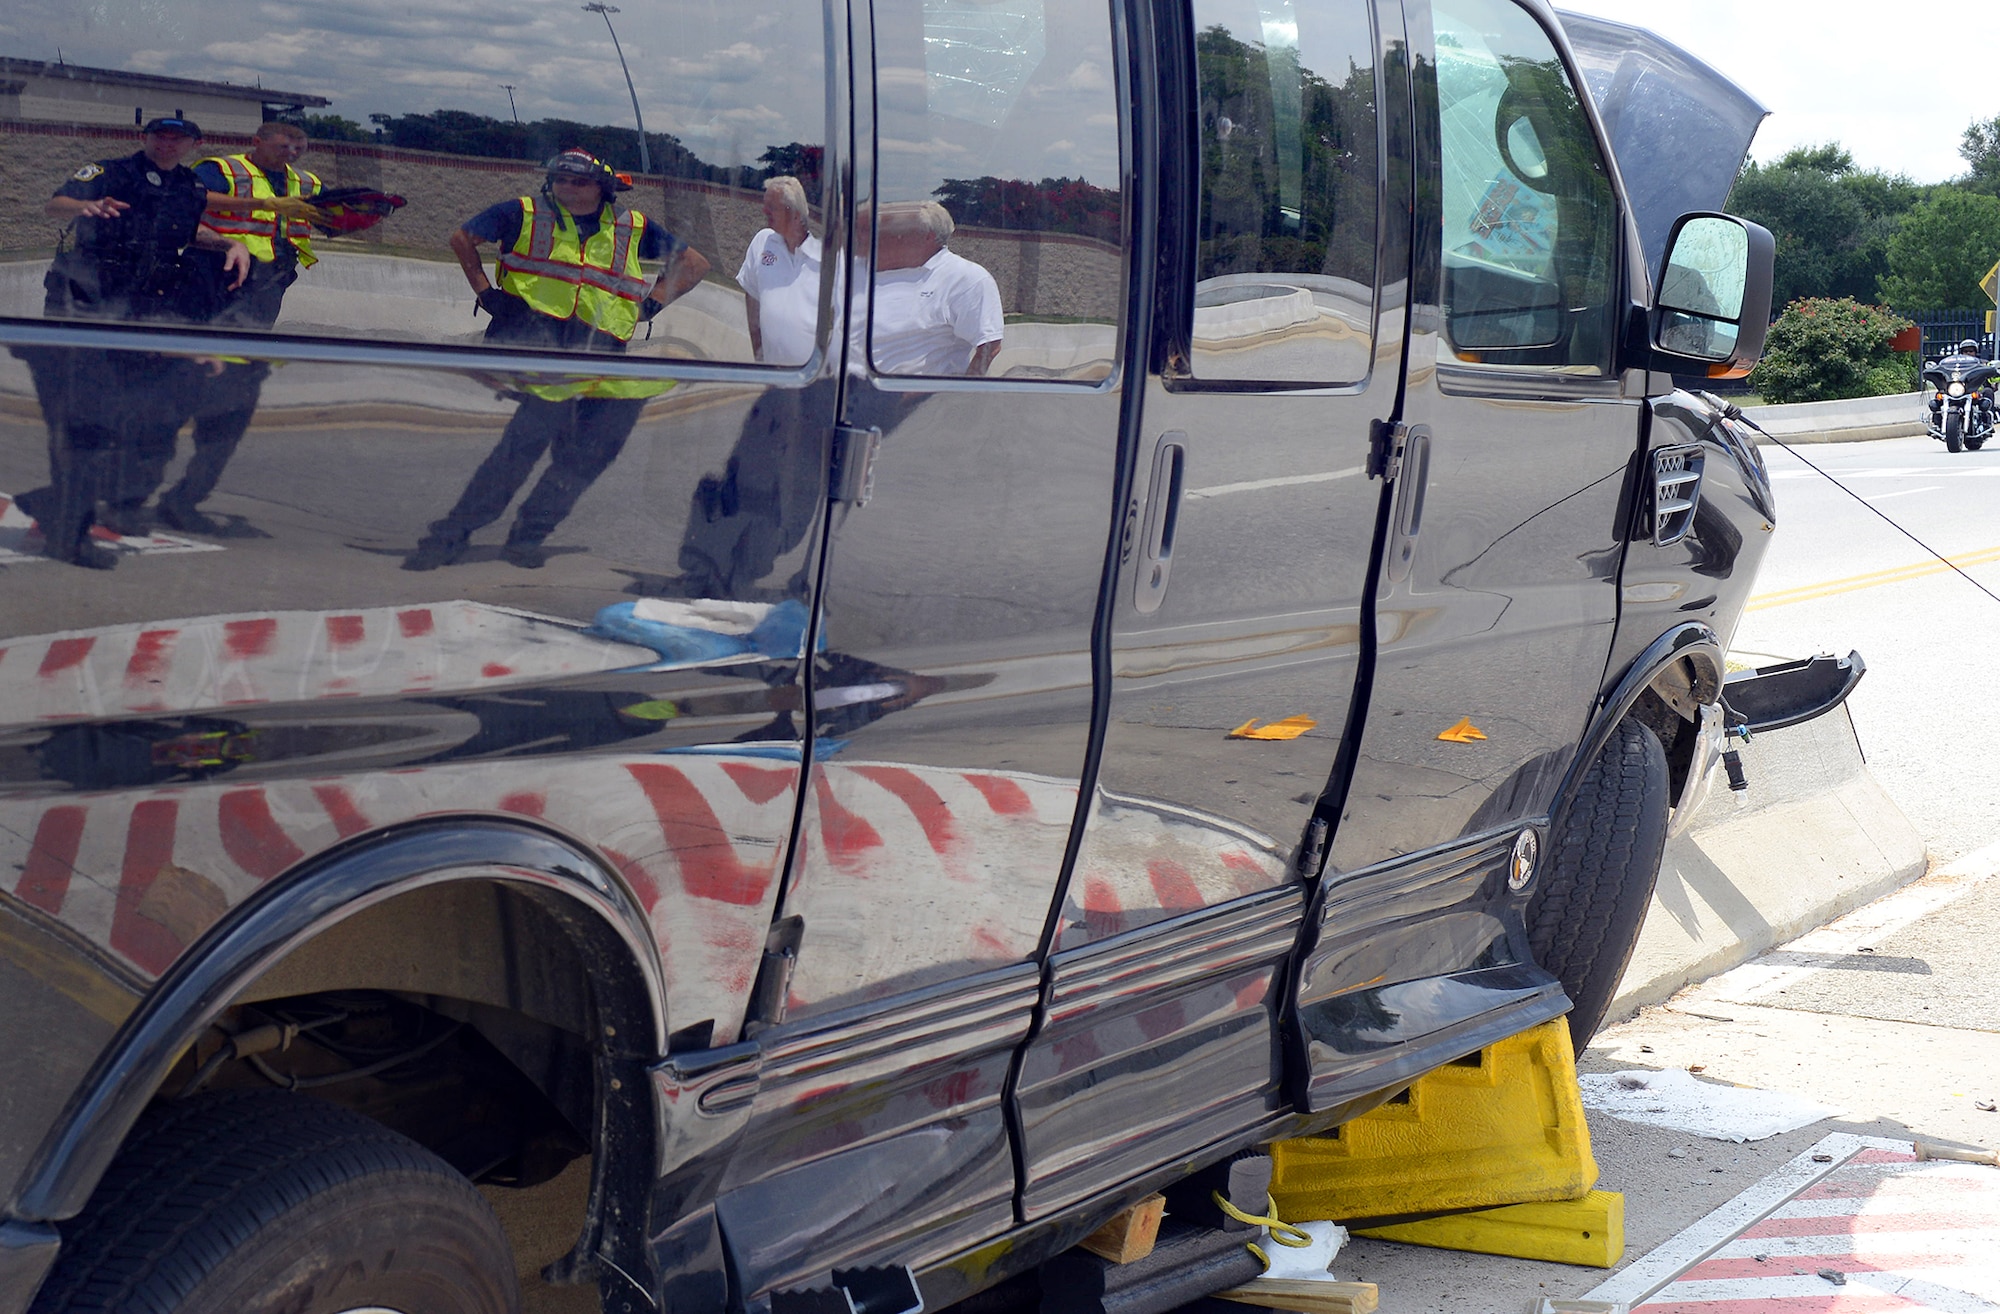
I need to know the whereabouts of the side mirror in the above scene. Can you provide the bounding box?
[1649,213,1775,379]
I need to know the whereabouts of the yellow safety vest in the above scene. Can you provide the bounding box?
[199,154,322,267]
[495,195,671,400]
[494,195,655,343]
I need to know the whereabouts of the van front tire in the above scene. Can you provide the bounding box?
[29,1090,520,1314]
[1527,719,1671,1049]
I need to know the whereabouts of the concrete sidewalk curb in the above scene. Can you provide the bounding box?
[1743,391,1928,444]
[1608,704,1927,1025]
[1680,836,2000,1011]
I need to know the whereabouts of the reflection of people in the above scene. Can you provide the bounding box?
[739,176,822,366]
[133,122,329,536]
[197,122,325,327]
[857,201,1003,376]
[12,117,250,568]
[676,177,826,599]
[405,150,710,571]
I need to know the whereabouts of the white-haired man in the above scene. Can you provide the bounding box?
[856,200,1002,376]
[737,175,820,366]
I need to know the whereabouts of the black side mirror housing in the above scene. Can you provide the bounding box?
[1646,213,1776,380]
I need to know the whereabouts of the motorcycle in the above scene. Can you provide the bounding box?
[1922,350,2000,452]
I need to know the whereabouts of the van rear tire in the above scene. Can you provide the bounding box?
[1526,719,1671,1050]
[29,1090,519,1314]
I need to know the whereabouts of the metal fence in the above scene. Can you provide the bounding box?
[1902,309,1993,361]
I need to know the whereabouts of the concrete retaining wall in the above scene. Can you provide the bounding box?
[1609,704,1927,1024]
[1744,391,1928,444]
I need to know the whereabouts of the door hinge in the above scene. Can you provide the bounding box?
[830,424,881,507]
[1368,419,1408,482]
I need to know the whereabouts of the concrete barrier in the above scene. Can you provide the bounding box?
[1744,391,1928,444]
[1608,703,1927,1024]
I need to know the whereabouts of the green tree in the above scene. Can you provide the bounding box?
[1747,298,1915,404]
[1958,115,2000,195]
[1879,188,2000,307]
[1193,24,1377,282]
[1727,144,1922,306]
[292,112,372,143]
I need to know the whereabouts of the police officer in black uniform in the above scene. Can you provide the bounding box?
[12,116,249,568]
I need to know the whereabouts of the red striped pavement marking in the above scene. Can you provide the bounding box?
[1587,1135,2000,1313]
[1,489,228,565]
[17,805,87,914]
[2,755,1301,1043]
[0,602,658,722]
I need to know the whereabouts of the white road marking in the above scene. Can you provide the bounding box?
[1582,1134,1911,1308]
[1184,466,1366,499]
[1862,486,1943,501]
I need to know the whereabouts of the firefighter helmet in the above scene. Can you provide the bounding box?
[542,149,629,199]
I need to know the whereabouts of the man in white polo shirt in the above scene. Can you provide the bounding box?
[858,200,1003,376]
[737,176,821,365]
[677,176,830,598]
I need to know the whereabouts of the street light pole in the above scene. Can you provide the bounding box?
[581,2,650,176]
[500,83,519,125]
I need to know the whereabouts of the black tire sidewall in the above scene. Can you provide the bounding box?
[1528,719,1671,1048]
[177,1168,518,1314]
[31,1091,519,1314]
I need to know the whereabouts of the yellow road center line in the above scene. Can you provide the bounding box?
[1747,545,2000,610]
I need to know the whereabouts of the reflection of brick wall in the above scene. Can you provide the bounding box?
[2,121,1122,320]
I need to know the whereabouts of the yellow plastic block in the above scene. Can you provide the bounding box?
[1353,1189,1625,1268]
[1269,1018,1596,1221]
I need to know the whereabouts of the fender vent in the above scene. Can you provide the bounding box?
[1648,445,1705,546]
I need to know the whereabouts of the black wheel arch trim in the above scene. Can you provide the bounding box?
[1557,621,1724,821]
[9,817,668,1225]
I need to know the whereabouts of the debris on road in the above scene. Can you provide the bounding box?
[1577,1068,1843,1142]
[1913,1139,2000,1166]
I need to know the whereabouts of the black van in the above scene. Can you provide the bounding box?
[1,0,1792,1310]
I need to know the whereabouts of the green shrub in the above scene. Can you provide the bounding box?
[1746,298,1916,403]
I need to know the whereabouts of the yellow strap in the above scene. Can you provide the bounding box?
[1210,1189,1313,1271]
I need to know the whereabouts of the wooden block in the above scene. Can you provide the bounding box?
[1214,1278,1379,1314]
[1079,1194,1167,1264]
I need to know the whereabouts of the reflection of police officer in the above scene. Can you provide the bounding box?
[404,150,709,570]
[132,122,327,537]
[11,117,249,569]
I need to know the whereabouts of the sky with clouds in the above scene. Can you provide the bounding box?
[0,0,1123,193]
[1555,0,1990,184]
[9,0,1967,188]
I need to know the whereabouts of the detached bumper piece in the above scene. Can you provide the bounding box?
[1721,650,1865,734]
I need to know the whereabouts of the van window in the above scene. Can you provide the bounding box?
[1,1,829,369]
[865,0,1126,382]
[1185,0,1379,385]
[1432,0,1618,371]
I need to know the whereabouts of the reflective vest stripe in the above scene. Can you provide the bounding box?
[496,253,587,283]
[493,198,654,340]
[199,155,320,267]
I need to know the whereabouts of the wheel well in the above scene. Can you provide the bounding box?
[1626,653,1718,806]
[141,878,659,1297]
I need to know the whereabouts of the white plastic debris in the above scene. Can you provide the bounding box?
[1260,1220,1349,1280]
[1577,1068,1843,1142]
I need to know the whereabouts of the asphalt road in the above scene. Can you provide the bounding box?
[1344,431,2000,1311]
[1733,432,2000,864]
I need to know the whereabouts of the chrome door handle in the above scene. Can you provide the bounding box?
[1133,432,1187,614]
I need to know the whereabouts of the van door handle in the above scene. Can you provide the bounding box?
[1133,432,1186,614]
[1384,426,1430,585]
